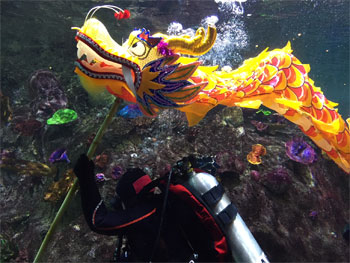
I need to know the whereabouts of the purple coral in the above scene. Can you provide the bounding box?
[157,40,174,56]
[285,138,316,164]
[49,148,70,164]
[309,210,318,220]
[111,165,124,180]
[262,167,291,194]
[251,120,269,132]
[96,173,106,182]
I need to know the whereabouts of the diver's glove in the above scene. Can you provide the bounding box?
[74,154,95,180]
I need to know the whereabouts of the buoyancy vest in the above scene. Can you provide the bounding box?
[142,168,269,263]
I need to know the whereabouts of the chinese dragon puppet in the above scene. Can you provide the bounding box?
[73,6,350,173]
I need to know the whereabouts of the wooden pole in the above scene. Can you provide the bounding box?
[33,98,121,262]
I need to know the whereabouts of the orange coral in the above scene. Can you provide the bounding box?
[44,169,75,202]
[247,144,267,165]
[94,152,109,169]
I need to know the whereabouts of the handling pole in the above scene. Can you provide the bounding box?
[33,98,122,263]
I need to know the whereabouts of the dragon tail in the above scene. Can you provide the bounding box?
[183,42,350,173]
[230,42,350,173]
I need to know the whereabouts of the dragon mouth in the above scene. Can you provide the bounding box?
[75,32,141,89]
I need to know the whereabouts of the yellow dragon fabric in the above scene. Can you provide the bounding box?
[73,14,350,174]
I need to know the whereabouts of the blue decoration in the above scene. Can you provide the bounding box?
[117,104,143,118]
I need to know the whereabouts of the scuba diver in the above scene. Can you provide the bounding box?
[74,154,269,262]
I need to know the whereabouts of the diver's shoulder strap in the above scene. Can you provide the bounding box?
[137,175,168,197]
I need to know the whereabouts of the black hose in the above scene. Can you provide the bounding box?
[149,169,173,262]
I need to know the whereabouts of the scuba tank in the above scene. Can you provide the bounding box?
[173,157,269,263]
[188,172,269,263]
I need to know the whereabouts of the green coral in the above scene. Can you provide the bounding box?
[47,109,77,125]
[256,109,272,116]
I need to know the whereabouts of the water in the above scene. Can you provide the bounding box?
[243,0,349,118]
[1,0,348,117]
[1,1,349,262]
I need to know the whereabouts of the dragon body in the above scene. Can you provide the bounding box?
[73,9,350,173]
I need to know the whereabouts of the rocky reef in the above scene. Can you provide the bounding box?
[1,100,349,262]
[1,1,349,262]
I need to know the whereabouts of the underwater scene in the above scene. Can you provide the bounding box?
[1,0,349,262]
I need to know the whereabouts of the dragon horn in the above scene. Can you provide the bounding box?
[165,26,217,56]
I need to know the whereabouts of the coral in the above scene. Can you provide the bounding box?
[95,173,106,182]
[94,152,109,169]
[44,169,75,202]
[46,109,78,125]
[309,210,318,220]
[12,118,43,136]
[251,120,269,132]
[256,109,272,116]
[262,167,291,194]
[49,148,70,164]
[285,137,316,164]
[247,144,266,165]
[111,165,124,180]
[0,156,55,176]
[28,70,67,119]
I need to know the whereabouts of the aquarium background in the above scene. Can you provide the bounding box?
[1,0,349,262]
[1,0,349,117]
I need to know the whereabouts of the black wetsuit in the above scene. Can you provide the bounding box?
[74,155,224,262]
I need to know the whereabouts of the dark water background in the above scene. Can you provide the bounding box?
[1,0,349,117]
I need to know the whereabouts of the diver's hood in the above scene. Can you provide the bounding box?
[116,168,152,202]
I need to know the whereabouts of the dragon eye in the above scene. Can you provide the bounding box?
[129,41,146,57]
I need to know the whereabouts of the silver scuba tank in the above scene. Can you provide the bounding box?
[188,172,269,263]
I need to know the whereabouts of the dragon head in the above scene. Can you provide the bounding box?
[73,5,216,116]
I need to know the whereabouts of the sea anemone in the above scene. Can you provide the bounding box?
[285,137,316,164]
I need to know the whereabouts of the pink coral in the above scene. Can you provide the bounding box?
[251,120,269,132]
